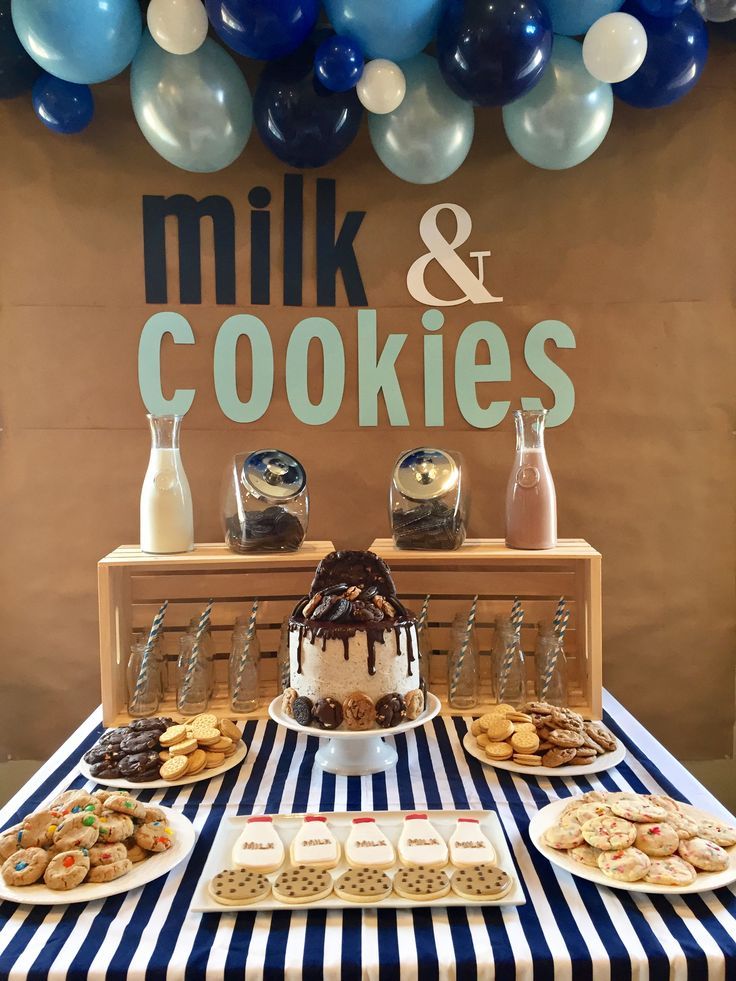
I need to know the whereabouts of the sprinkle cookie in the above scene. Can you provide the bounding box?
[609,798,668,823]
[334,867,392,903]
[544,824,584,850]
[134,821,174,852]
[645,857,698,887]
[44,850,91,890]
[2,848,49,886]
[696,820,736,848]
[581,816,637,851]
[570,844,603,868]
[634,823,680,858]
[597,847,651,882]
[393,866,451,901]
[677,837,730,872]
[273,866,333,904]
[451,865,512,901]
[209,869,271,906]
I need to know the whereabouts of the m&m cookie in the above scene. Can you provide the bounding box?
[1,848,49,886]
[44,850,90,891]
[134,821,175,852]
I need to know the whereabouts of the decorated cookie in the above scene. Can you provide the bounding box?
[581,816,637,851]
[88,842,128,866]
[290,816,340,869]
[334,866,392,903]
[677,836,730,872]
[52,790,97,813]
[209,869,271,906]
[448,818,496,867]
[135,821,175,852]
[342,692,376,731]
[609,798,668,823]
[644,856,698,887]
[634,822,680,858]
[696,820,736,848]
[2,848,49,886]
[53,813,100,851]
[570,843,603,868]
[87,858,133,883]
[232,816,285,873]
[104,794,147,821]
[97,812,135,844]
[273,866,333,904]
[597,847,651,882]
[543,824,584,850]
[44,850,90,891]
[397,813,448,868]
[393,866,451,901]
[345,817,395,868]
[451,865,513,900]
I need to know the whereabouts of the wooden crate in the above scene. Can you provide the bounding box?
[370,539,602,719]
[98,542,334,726]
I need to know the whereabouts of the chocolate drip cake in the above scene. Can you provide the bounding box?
[283,550,427,731]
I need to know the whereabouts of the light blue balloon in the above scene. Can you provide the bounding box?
[11,0,141,85]
[503,37,613,170]
[543,0,624,35]
[369,54,474,184]
[131,33,252,173]
[324,0,443,61]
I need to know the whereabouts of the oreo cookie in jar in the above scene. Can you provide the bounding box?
[390,448,468,550]
[222,450,308,553]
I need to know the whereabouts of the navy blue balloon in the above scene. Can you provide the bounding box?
[314,34,364,92]
[206,0,319,60]
[636,0,689,14]
[437,0,553,107]
[613,2,708,108]
[254,41,363,167]
[0,0,39,98]
[32,72,93,133]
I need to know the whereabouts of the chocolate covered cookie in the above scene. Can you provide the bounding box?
[312,697,343,730]
[375,693,406,729]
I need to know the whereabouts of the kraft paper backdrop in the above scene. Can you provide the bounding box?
[1,39,734,763]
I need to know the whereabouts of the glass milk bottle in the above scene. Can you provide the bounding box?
[140,414,194,554]
[505,409,557,550]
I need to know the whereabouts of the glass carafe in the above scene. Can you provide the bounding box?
[448,613,478,709]
[492,617,526,707]
[505,409,557,550]
[140,414,194,554]
[187,616,215,697]
[535,619,568,706]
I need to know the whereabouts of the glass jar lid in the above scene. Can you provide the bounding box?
[242,449,306,501]
[393,448,458,501]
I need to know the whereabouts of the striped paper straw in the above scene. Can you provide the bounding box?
[132,600,168,710]
[499,597,524,701]
[541,606,570,699]
[552,596,566,635]
[417,595,430,635]
[235,599,259,699]
[449,595,477,703]
[182,599,213,698]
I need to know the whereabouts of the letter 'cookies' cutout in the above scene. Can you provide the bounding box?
[290,816,340,869]
[449,817,496,867]
[397,813,448,868]
[231,816,285,873]
[345,818,395,868]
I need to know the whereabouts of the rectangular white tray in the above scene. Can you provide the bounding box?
[192,809,525,912]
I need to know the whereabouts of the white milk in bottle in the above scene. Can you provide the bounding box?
[140,414,194,553]
[505,409,557,550]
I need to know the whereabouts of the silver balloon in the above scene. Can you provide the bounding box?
[368,53,474,184]
[503,37,613,170]
[694,0,736,20]
[130,32,252,172]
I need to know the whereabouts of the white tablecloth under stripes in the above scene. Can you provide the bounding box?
[0,692,734,980]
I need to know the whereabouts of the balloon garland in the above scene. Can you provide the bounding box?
[1,0,730,181]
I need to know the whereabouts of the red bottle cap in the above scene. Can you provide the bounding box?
[248,816,273,823]
[305,815,327,823]
[352,817,375,824]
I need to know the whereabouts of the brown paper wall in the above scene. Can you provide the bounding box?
[1,39,734,762]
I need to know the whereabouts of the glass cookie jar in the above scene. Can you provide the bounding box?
[390,447,468,550]
[221,449,308,553]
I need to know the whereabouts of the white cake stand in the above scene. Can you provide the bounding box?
[268,693,441,776]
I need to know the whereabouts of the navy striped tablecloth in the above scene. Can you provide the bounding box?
[0,692,734,980]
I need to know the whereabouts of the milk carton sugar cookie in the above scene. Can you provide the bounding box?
[449,817,496,867]
[398,813,448,868]
[290,816,340,869]
[345,817,395,868]
[232,816,285,874]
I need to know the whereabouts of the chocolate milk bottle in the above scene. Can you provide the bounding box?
[505,409,557,550]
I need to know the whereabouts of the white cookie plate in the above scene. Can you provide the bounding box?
[463,729,626,777]
[0,805,196,906]
[529,798,736,894]
[191,809,526,912]
[79,741,247,790]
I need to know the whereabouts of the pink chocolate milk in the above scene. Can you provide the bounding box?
[505,409,557,550]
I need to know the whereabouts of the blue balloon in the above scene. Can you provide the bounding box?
[131,33,252,173]
[543,0,624,36]
[503,37,613,169]
[613,2,708,107]
[32,72,93,133]
[314,35,364,92]
[437,0,552,106]
[636,0,689,13]
[0,0,39,98]
[324,0,443,61]
[206,0,319,60]
[369,53,474,183]
[253,39,363,168]
[11,0,141,85]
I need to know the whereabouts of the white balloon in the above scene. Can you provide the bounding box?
[357,59,406,114]
[147,0,208,56]
[583,13,648,84]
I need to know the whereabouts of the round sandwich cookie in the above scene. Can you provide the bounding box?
[185,749,207,775]
[393,866,451,901]
[205,751,226,769]
[2,847,49,886]
[543,824,584,850]
[97,812,134,844]
[104,794,147,821]
[273,866,333,904]
[609,798,668,823]
[87,842,128,866]
[485,742,513,761]
[160,755,189,782]
[160,725,188,748]
[334,867,392,903]
[581,816,637,851]
[209,869,271,906]
[135,821,175,852]
[634,822,680,858]
[644,856,698,887]
[451,865,513,901]
[169,737,199,757]
[485,716,514,742]
[87,858,133,883]
[44,850,90,890]
[192,727,220,746]
[597,847,651,882]
[677,836,730,873]
[218,718,242,742]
